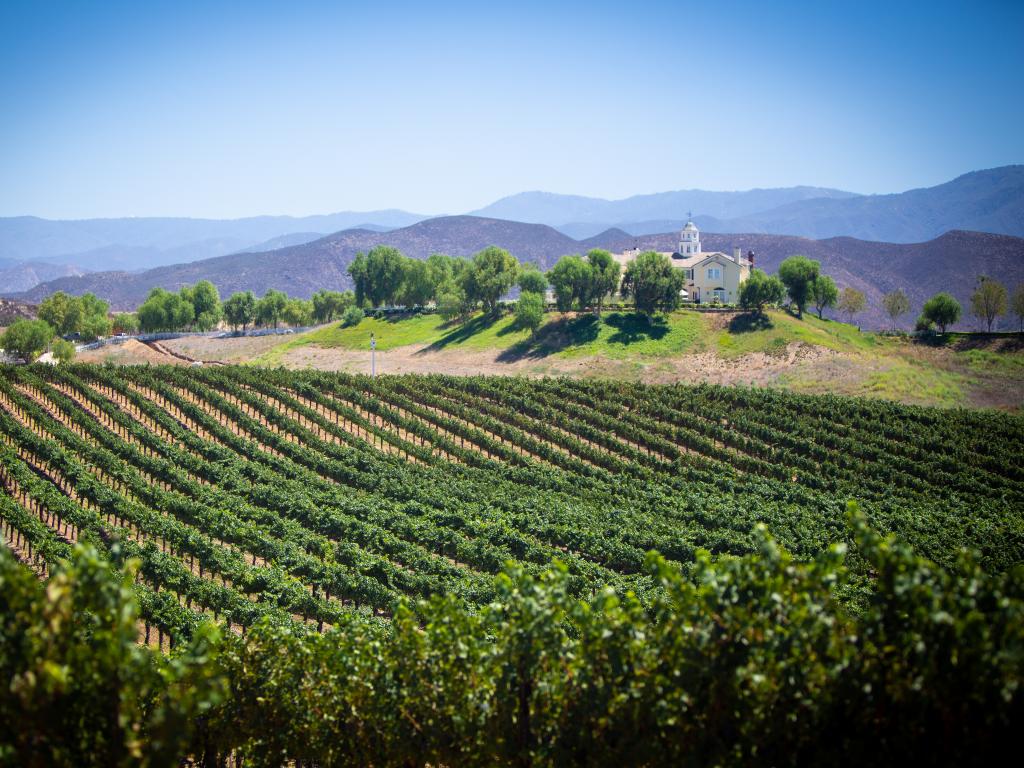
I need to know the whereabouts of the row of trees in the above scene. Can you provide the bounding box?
[133,282,359,333]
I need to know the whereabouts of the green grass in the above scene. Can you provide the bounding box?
[714,311,880,359]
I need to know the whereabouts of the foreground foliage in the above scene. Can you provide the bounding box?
[2,510,1022,767]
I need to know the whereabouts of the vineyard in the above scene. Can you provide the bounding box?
[1,363,1024,765]
[1,363,1022,644]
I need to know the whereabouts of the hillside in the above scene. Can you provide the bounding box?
[118,308,1021,412]
[13,216,1024,331]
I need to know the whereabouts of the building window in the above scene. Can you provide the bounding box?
[707,267,721,280]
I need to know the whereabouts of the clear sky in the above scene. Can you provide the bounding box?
[1,0,1021,219]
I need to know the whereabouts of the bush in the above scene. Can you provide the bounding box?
[4,509,1021,766]
[341,306,364,327]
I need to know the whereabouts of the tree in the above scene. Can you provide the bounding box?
[738,269,786,315]
[137,288,194,332]
[310,290,354,323]
[348,246,405,308]
[50,338,76,364]
[837,286,867,324]
[463,246,519,315]
[585,249,621,315]
[437,285,467,322]
[1012,284,1024,333]
[515,291,545,338]
[255,289,288,329]
[517,266,548,296]
[1,318,54,362]
[970,277,1008,332]
[777,256,821,318]
[809,275,839,319]
[921,292,962,334]
[281,298,313,327]
[37,291,84,336]
[882,289,911,331]
[546,255,591,312]
[620,251,686,319]
[78,293,112,340]
[223,291,257,332]
[182,280,222,330]
[111,313,138,334]
[398,259,435,307]
[37,291,111,340]
[426,253,468,301]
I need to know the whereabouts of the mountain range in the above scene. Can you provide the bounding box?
[10,215,1024,331]
[1,166,1022,291]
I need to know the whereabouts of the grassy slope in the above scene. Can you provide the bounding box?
[253,309,1023,411]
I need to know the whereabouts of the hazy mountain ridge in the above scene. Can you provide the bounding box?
[9,215,1023,331]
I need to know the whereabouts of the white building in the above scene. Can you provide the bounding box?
[613,217,753,304]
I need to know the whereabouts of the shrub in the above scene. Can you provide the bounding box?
[341,306,364,327]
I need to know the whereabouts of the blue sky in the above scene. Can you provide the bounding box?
[0,0,1021,219]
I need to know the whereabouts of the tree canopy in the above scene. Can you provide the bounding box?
[970,277,1008,332]
[223,291,257,332]
[462,246,519,314]
[739,269,786,315]
[620,251,686,318]
[777,255,821,318]
[882,289,911,331]
[921,292,962,334]
[837,286,866,324]
[0,318,54,362]
[809,275,839,319]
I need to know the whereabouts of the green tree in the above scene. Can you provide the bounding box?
[37,291,84,336]
[837,286,866,324]
[181,280,222,331]
[222,291,257,332]
[515,291,545,338]
[281,298,313,327]
[426,254,468,300]
[348,246,405,308]
[255,289,288,329]
[738,269,786,315]
[546,255,591,312]
[341,306,364,327]
[882,289,911,331]
[517,265,548,296]
[1012,284,1024,332]
[137,288,194,332]
[809,275,839,319]
[921,292,962,334]
[311,290,354,323]
[585,249,621,315]
[437,285,468,322]
[111,313,139,334]
[462,246,519,315]
[1,318,54,362]
[398,258,435,307]
[50,338,76,363]
[778,255,821,318]
[970,276,1008,332]
[620,251,686,319]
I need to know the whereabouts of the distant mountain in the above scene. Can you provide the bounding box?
[10,215,1023,331]
[707,166,1024,242]
[0,209,428,271]
[10,217,581,310]
[0,260,87,293]
[238,232,326,253]
[474,186,857,229]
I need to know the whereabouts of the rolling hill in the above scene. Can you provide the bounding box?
[9,215,1023,330]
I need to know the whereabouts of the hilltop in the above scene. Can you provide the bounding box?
[79,308,1024,412]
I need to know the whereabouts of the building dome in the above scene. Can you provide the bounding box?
[679,216,700,255]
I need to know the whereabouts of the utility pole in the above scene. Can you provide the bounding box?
[370,332,376,378]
